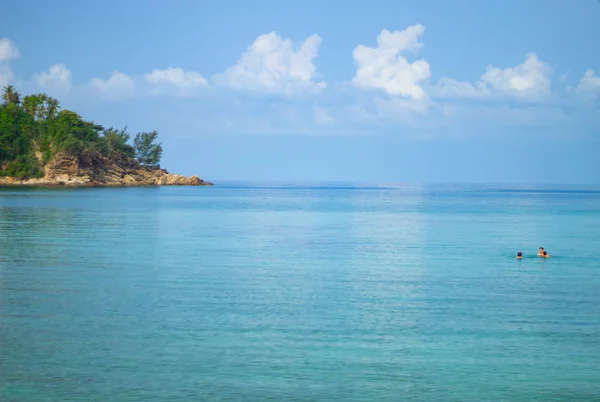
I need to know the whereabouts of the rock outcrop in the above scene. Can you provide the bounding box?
[0,150,213,187]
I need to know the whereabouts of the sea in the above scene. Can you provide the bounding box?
[1,182,599,401]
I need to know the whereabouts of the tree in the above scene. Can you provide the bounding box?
[133,131,162,166]
[2,85,21,105]
[23,94,43,119]
[52,110,103,150]
[46,97,60,120]
[0,103,36,165]
[0,88,171,180]
[22,93,54,121]
[101,126,135,158]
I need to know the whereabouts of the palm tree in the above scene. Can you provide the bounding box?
[2,85,21,105]
[46,96,60,119]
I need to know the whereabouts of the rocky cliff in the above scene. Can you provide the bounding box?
[0,150,213,187]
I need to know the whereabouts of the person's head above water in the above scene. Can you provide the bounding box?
[543,251,548,257]
[516,252,522,259]
[538,247,544,255]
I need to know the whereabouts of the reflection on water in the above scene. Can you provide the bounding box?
[1,185,600,401]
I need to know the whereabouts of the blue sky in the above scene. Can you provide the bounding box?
[1,0,600,184]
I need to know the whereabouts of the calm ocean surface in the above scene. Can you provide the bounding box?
[1,182,600,401]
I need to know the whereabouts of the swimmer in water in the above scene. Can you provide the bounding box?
[542,251,550,258]
[537,247,545,257]
[516,252,523,259]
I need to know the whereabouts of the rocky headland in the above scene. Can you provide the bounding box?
[0,150,213,187]
[1,86,213,187]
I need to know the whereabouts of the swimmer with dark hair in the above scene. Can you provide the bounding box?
[537,247,544,257]
[516,252,522,259]
[542,251,550,258]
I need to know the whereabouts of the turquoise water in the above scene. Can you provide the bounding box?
[1,183,600,401]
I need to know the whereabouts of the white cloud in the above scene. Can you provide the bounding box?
[0,38,20,62]
[215,31,326,95]
[89,71,134,100]
[1,33,595,137]
[85,68,208,100]
[481,53,551,97]
[144,67,208,96]
[574,69,600,100]
[351,25,431,100]
[434,53,552,100]
[34,64,72,94]
[435,78,491,99]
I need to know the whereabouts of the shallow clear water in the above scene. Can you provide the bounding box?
[1,183,600,401]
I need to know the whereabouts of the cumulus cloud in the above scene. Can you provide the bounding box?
[89,71,135,100]
[573,69,600,100]
[1,32,597,136]
[84,67,209,100]
[434,53,552,100]
[351,25,431,100]
[144,67,208,96]
[0,38,20,62]
[215,32,326,95]
[34,64,72,95]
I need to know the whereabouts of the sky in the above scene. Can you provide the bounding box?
[1,0,600,184]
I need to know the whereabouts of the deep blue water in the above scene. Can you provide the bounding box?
[1,183,600,401]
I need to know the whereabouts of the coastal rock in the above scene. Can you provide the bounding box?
[0,150,213,187]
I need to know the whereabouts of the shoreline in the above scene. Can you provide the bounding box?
[0,152,213,188]
[0,182,215,188]
[0,175,214,188]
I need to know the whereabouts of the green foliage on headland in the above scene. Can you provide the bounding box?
[0,85,163,179]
